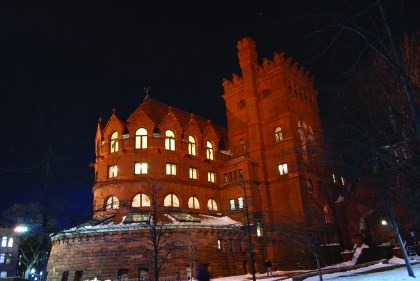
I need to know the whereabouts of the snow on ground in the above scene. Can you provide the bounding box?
[212,257,420,281]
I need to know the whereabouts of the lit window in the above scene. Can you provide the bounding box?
[206,141,214,160]
[135,162,148,174]
[166,163,177,175]
[106,196,119,210]
[224,174,228,183]
[278,163,288,175]
[188,136,196,155]
[217,239,222,250]
[208,199,218,211]
[108,165,117,178]
[238,197,244,209]
[135,128,148,149]
[132,193,151,207]
[189,167,198,179]
[0,271,6,278]
[165,130,175,151]
[239,139,246,154]
[275,127,283,141]
[164,194,179,207]
[7,238,13,248]
[5,254,11,264]
[257,222,262,237]
[332,174,336,183]
[188,196,200,209]
[0,254,4,264]
[324,206,332,224]
[1,237,6,247]
[208,171,215,182]
[341,177,345,185]
[110,132,118,153]
[230,199,235,210]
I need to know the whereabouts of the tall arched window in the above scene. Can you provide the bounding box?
[164,193,179,207]
[165,130,175,151]
[298,120,315,161]
[188,196,200,209]
[188,136,196,155]
[135,128,148,149]
[239,139,246,154]
[110,132,118,153]
[132,193,151,207]
[207,199,218,211]
[275,126,283,141]
[106,196,119,210]
[206,141,214,160]
[324,205,332,224]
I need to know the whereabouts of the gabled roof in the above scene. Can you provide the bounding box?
[221,155,259,168]
[128,96,227,137]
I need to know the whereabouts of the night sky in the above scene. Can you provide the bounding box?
[1,1,419,222]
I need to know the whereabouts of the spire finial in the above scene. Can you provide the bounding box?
[144,87,151,100]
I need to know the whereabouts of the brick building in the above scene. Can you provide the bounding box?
[0,227,21,278]
[47,38,342,281]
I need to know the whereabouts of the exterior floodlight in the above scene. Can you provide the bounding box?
[381,220,387,225]
[31,269,35,274]
[14,226,28,233]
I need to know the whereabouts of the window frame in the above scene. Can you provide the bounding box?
[229,199,235,210]
[278,163,288,175]
[208,171,215,182]
[108,165,118,178]
[110,131,119,153]
[135,128,148,149]
[165,130,176,151]
[134,162,148,175]
[275,126,283,142]
[206,141,214,160]
[132,193,151,208]
[164,193,180,207]
[166,163,177,176]
[207,199,218,211]
[188,196,200,209]
[106,196,119,210]
[188,135,196,155]
[189,167,198,179]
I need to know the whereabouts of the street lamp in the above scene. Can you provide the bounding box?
[14,226,28,233]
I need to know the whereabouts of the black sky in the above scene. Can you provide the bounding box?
[1,1,419,221]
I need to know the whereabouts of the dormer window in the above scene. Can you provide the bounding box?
[135,128,148,149]
[165,130,175,151]
[206,141,214,160]
[110,132,118,153]
[188,136,196,155]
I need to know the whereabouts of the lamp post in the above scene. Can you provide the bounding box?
[14,225,28,277]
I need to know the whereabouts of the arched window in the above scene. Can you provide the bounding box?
[239,139,246,154]
[188,196,200,209]
[275,127,283,141]
[298,120,315,161]
[324,206,332,224]
[135,128,148,149]
[132,193,151,207]
[165,130,175,151]
[206,141,214,160]
[207,199,218,211]
[188,136,196,155]
[106,196,119,210]
[307,180,314,198]
[110,132,118,153]
[164,194,179,207]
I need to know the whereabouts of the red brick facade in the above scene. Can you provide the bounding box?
[47,38,341,281]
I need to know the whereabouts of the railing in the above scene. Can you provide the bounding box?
[112,276,190,281]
